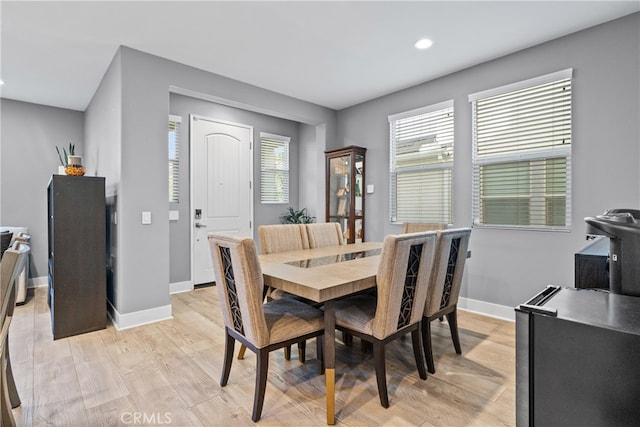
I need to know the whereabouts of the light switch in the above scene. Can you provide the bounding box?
[142,211,152,225]
[367,184,375,194]
[169,210,180,221]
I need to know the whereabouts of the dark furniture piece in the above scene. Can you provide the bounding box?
[0,231,12,258]
[516,286,640,427]
[325,145,366,244]
[48,175,106,340]
[574,236,609,289]
[585,209,640,296]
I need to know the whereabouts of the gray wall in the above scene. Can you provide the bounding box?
[84,49,122,309]
[83,45,336,317]
[169,93,301,283]
[0,98,84,281]
[336,13,640,308]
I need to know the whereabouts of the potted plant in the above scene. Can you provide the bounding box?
[280,207,315,224]
[56,143,85,176]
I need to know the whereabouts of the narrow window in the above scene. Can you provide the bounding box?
[260,132,290,204]
[168,115,181,203]
[469,69,572,230]
[389,100,454,224]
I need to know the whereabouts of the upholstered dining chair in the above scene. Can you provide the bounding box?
[422,228,472,374]
[259,223,309,254]
[334,232,437,408]
[305,222,344,248]
[402,223,447,233]
[256,224,313,361]
[1,241,29,426]
[208,233,325,422]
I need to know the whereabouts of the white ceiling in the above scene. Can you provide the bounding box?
[1,1,638,112]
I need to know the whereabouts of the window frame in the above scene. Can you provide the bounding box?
[260,132,290,204]
[388,100,454,225]
[469,68,573,231]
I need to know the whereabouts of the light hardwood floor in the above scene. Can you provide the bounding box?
[9,286,515,426]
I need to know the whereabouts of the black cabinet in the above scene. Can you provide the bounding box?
[48,175,106,339]
[516,287,640,426]
[574,236,609,289]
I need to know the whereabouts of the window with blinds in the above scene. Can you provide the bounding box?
[389,100,454,224]
[168,115,181,203]
[469,69,572,230]
[260,132,290,204]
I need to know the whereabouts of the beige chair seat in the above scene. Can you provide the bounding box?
[334,294,376,335]
[263,298,325,346]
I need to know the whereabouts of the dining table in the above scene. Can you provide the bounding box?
[259,241,383,425]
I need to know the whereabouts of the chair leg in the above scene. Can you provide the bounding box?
[1,351,16,427]
[6,340,20,408]
[237,344,247,360]
[421,318,436,374]
[446,310,462,355]
[411,328,427,380]
[298,341,306,363]
[316,336,324,374]
[342,331,353,346]
[372,340,389,408]
[252,349,269,422]
[284,345,291,360]
[220,331,235,386]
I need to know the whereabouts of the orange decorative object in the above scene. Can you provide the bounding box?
[65,165,85,176]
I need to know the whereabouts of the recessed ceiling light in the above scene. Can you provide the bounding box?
[414,38,433,50]
[0,79,4,86]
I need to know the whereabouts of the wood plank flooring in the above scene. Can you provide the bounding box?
[9,287,515,426]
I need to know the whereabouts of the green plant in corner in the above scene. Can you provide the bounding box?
[280,207,315,224]
[56,142,75,166]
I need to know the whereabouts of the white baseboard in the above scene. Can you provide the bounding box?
[458,297,515,322]
[170,280,194,294]
[107,301,173,330]
[28,276,48,288]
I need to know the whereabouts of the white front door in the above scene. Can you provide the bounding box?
[191,115,253,285]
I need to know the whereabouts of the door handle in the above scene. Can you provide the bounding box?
[195,223,207,228]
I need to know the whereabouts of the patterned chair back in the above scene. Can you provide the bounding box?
[372,232,437,340]
[424,228,472,317]
[259,224,309,254]
[208,234,270,348]
[306,222,344,248]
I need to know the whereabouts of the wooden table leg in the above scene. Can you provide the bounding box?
[324,300,336,425]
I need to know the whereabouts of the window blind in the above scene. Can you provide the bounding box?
[260,132,290,204]
[389,100,454,223]
[470,69,572,230]
[168,115,181,203]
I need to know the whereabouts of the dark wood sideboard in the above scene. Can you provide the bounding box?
[48,175,106,339]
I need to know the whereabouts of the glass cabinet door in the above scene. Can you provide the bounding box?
[325,146,366,244]
[354,153,364,243]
